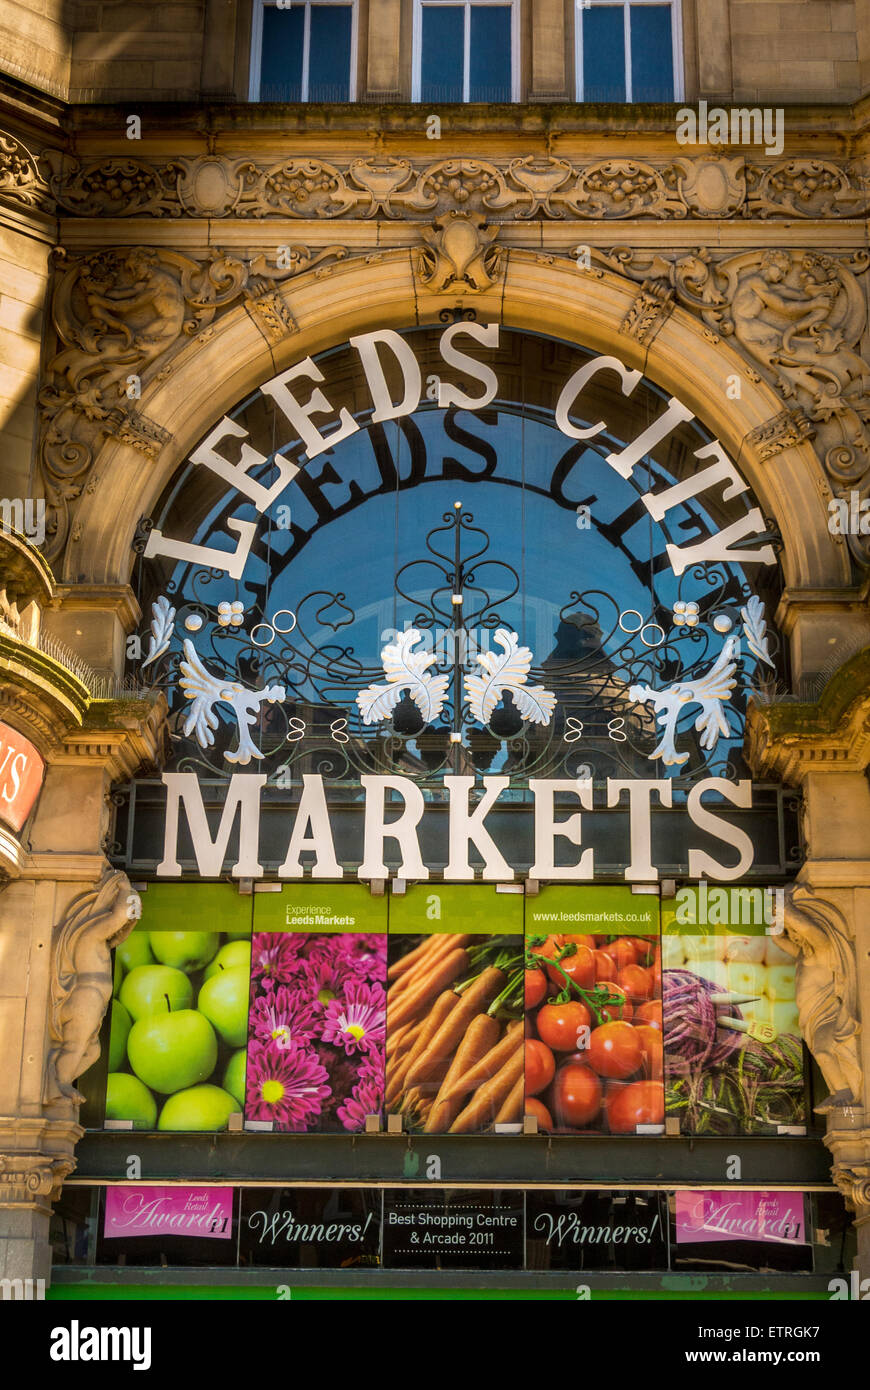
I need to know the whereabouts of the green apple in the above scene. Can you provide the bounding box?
[150,931,219,974]
[157,1084,238,1132]
[197,966,251,1048]
[203,940,252,980]
[127,1009,218,1095]
[108,1000,132,1072]
[119,965,193,1022]
[117,933,154,974]
[105,1072,157,1130]
[222,1049,248,1106]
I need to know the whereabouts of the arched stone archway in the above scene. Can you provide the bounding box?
[64,248,850,600]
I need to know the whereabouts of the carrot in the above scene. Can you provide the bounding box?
[424,1013,500,1134]
[385,990,458,1105]
[449,1044,525,1134]
[387,937,436,981]
[494,1074,524,1125]
[406,967,505,1086]
[386,1019,421,1061]
[436,1020,523,1103]
[386,948,469,1031]
[402,1061,450,1116]
[388,935,472,999]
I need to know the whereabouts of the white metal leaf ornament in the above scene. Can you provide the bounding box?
[178,639,285,765]
[464,629,556,728]
[141,595,175,669]
[356,629,449,725]
[629,637,739,766]
[740,595,775,668]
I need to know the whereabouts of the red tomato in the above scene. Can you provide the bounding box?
[525,1039,556,1096]
[634,1024,664,1080]
[558,1049,592,1067]
[618,963,654,1002]
[628,936,656,966]
[529,934,565,962]
[563,934,598,951]
[596,983,634,1024]
[606,1080,664,1133]
[546,945,595,991]
[587,1020,643,1079]
[536,1000,592,1053]
[524,967,548,1011]
[601,938,638,969]
[593,949,617,983]
[524,1097,553,1131]
[635,999,662,1030]
[550,1064,602,1128]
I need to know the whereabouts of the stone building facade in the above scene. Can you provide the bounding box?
[0,0,869,1295]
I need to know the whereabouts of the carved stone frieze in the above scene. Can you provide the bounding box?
[600,244,870,541]
[43,150,870,222]
[0,130,52,213]
[746,407,816,461]
[38,243,346,561]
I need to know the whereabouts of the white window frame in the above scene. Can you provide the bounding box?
[575,0,684,103]
[249,0,359,102]
[412,0,521,103]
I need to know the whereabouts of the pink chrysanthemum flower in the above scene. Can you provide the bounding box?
[251,933,305,988]
[245,1040,330,1131]
[250,984,317,1049]
[336,1073,383,1132]
[321,980,386,1056]
[336,933,387,979]
[300,952,356,1010]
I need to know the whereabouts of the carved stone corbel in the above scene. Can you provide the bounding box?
[619,279,674,346]
[43,868,142,1110]
[746,407,816,461]
[416,212,503,294]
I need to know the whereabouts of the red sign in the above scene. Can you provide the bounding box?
[0,722,45,833]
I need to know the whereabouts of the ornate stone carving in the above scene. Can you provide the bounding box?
[746,408,816,461]
[0,1153,77,1208]
[44,869,142,1106]
[779,885,862,1111]
[600,244,870,536]
[38,244,347,561]
[831,1164,870,1215]
[45,151,870,222]
[620,279,674,345]
[416,212,502,294]
[0,130,51,212]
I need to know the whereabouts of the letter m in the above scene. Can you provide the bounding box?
[0,499,23,535]
[731,108,762,144]
[0,1278,23,1299]
[157,772,266,877]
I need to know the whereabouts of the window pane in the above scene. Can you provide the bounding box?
[469,5,512,102]
[260,4,305,101]
[630,4,674,101]
[421,5,465,102]
[582,6,625,102]
[309,4,353,101]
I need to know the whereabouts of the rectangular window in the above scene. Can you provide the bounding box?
[577,0,681,104]
[414,1,518,102]
[251,1,358,102]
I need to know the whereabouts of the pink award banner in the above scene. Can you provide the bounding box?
[104,1186,233,1240]
[675,1190,806,1246]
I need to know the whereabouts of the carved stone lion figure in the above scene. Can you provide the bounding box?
[44,869,142,1105]
[779,884,862,1112]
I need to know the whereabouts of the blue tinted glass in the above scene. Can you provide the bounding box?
[582,7,625,102]
[421,5,465,102]
[260,5,304,101]
[469,5,512,101]
[630,5,674,101]
[309,4,353,101]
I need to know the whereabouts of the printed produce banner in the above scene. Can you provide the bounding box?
[525,886,663,1135]
[102,883,252,1133]
[675,1191,807,1246]
[245,886,388,1132]
[104,1186,233,1240]
[662,887,806,1135]
[386,885,524,1134]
